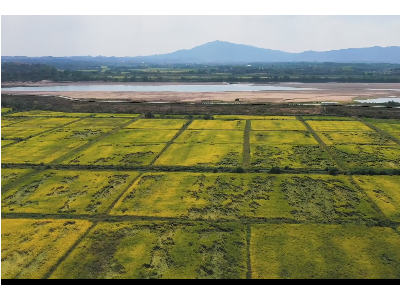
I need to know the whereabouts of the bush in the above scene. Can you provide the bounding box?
[327,167,339,175]
[145,112,154,118]
[203,113,214,120]
[269,166,281,174]
[234,167,245,173]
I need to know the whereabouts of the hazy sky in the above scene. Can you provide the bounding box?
[2,15,400,57]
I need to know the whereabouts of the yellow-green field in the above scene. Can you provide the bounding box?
[187,120,246,130]
[93,113,140,118]
[8,110,93,117]
[306,120,373,131]
[154,143,242,167]
[1,126,54,139]
[49,222,247,279]
[353,175,400,221]
[214,115,297,120]
[250,145,335,169]
[364,118,400,132]
[251,120,306,131]
[251,224,400,279]
[1,140,16,147]
[1,168,33,188]
[1,107,12,113]
[302,116,354,120]
[1,219,92,279]
[65,117,131,129]
[2,170,139,214]
[6,117,79,128]
[175,130,243,144]
[317,131,395,145]
[63,142,165,166]
[250,131,318,145]
[125,119,186,130]
[34,127,112,141]
[1,116,32,127]
[100,129,178,144]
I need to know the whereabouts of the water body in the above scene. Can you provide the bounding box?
[354,98,400,103]
[1,84,318,92]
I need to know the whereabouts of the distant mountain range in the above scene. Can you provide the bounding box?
[3,41,400,64]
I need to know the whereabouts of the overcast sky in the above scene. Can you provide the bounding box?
[2,15,400,57]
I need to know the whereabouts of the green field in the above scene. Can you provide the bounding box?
[100,129,178,144]
[1,116,32,127]
[1,107,12,113]
[317,131,395,145]
[251,224,400,279]
[250,131,318,145]
[214,115,297,120]
[188,120,246,130]
[364,118,400,132]
[49,222,247,279]
[2,170,139,214]
[175,130,243,144]
[251,120,306,131]
[65,118,131,129]
[93,113,140,118]
[8,110,93,118]
[1,168,33,188]
[125,119,186,130]
[306,120,373,131]
[1,140,16,147]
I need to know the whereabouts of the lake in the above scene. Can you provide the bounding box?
[1,84,319,92]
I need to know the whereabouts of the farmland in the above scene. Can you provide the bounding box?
[1,109,400,279]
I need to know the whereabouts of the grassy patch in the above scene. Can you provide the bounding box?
[364,119,400,132]
[175,130,244,144]
[251,120,306,131]
[317,131,395,145]
[65,118,131,129]
[188,120,246,130]
[125,119,186,130]
[50,221,247,279]
[2,107,12,113]
[250,131,318,145]
[93,113,140,118]
[101,129,179,144]
[1,218,91,279]
[2,170,139,214]
[1,140,16,147]
[1,168,33,188]
[251,224,400,279]
[306,120,373,132]
[8,110,93,117]
[214,115,297,120]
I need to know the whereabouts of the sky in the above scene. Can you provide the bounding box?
[2,15,400,57]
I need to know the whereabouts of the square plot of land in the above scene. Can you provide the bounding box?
[250,131,318,145]
[111,172,291,219]
[9,117,79,128]
[1,116,32,127]
[317,131,395,145]
[9,110,93,118]
[175,130,244,144]
[1,126,54,139]
[214,115,297,120]
[1,138,87,164]
[250,145,335,169]
[354,176,400,221]
[2,170,139,214]
[49,221,247,279]
[154,143,242,167]
[332,145,400,169]
[251,224,400,279]
[63,142,165,166]
[125,119,187,130]
[93,113,140,118]
[251,120,306,131]
[102,129,179,144]
[1,168,33,188]
[364,119,400,132]
[1,219,92,279]
[65,118,131,129]
[35,127,112,141]
[187,120,246,130]
[306,120,373,131]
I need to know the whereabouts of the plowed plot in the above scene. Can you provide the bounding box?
[214,115,296,120]
[250,145,335,169]
[1,126,55,139]
[332,145,400,169]
[279,175,379,221]
[9,110,93,117]
[1,170,139,214]
[125,119,186,130]
[111,173,291,219]
[251,224,400,279]
[306,120,373,131]
[251,120,306,131]
[154,143,242,167]
[175,130,243,144]
[65,118,131,129]
[1,140,15,147]
[8,117,78,128]
[50,222,247,279]
[64,143,165,166]
[364,119,400,132]
[93,113,140,118]
[188,120,245,130]
[318,131,395,145]
[101,129,178,144]
[1,138,87,164]
[353,176,400,221]
[1,168,32,188]
[1,219,92,279]
[250,131,318,145]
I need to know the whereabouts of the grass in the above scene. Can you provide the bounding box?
[332,145,400,169]
[214,115,297,120]
[2,107,12,113]
[1,140,16,147]
[251,120,307,131]
[306,120,373,132]
[301,116,355,121]
[1,218,92,279]
[251,224,400,279]
[175,130,244,144]
[63,142,165,166]
[36,127,112,141]
[65,118,131,129]
[6,117,79,128]
[187,120,246,130]
[1,168,33,188]
[154,143,243,167]
[111,172,292,219]
[125,119,187,130]
[1,126,54,139]
[2,170,139,214]
[49,221,247,279]
[93,113,140,118]
[250,131,318,145]
[101,129,179,144]
[250,145,335,169]
[353,175,400,221]
[1,116,32,127]
[317,131,395,145]
[8,110,93,117]
[363,118,400,132]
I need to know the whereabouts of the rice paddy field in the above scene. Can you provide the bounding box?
[2,109,400,279]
